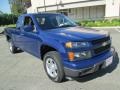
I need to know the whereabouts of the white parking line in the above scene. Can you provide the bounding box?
[115,28,120,33]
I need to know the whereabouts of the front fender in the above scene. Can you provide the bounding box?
[42,39,66,54]
[38,32,68,61]
[41,38,68,61]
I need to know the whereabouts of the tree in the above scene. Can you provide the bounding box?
[0,10,3,14]
[0,14,18,26]
[8,0,31,15]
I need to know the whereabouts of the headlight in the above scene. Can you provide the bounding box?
[68,51,92,61]
[65,42,89,48]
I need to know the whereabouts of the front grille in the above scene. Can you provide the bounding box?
[94,44,111,55]
[92,36,110,45]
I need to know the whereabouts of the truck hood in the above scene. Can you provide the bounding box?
[45,26,109,42]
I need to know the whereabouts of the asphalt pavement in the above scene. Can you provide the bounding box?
[0,28,120,90]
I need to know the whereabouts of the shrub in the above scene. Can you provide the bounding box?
[0,14,18,26]
[77,19,120,27]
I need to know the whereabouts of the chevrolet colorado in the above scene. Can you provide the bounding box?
[5,13,114,82]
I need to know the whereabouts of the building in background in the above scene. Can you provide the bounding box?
[27,0,120,21]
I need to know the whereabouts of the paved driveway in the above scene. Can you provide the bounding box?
[0,28,120,90]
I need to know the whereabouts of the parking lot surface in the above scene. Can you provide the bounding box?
[0,28,120,90]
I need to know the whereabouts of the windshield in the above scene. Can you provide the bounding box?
[36,14,77,30]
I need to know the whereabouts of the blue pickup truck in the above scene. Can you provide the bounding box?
[5,13,114,82]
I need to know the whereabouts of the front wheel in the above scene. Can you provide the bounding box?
[43,51,65,83]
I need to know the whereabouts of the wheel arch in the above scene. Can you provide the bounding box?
[40,44,66,60]
[6,35,11,42]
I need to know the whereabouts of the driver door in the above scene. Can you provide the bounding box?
[20,16,40,57]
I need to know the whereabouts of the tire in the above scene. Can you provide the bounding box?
[8,39,17,54]
[43,51,65,83]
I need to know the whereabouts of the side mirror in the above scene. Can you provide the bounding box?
[23,25,34,32]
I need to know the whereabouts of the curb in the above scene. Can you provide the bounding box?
[91,26,120,29]
[0,31,4,35]
[0,27,5,35]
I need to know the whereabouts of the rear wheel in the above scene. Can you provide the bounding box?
[8,40,17,54]
[43,51,65,83]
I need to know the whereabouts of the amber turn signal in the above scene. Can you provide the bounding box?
[68,52,74,61]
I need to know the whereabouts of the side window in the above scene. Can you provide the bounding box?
[24,17,36,32]
[24,17,34,26]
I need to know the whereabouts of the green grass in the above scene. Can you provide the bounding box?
[0,24,16,27]
[5,24,16,27]
[77,19,120,27]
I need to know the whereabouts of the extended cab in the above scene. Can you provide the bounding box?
[5,13,114,82]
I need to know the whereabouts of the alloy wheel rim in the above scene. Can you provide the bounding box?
[46,57,58,78]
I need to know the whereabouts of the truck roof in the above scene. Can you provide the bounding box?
[20,13,61,17]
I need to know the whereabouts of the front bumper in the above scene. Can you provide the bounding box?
[64,48,115,77]
[64,60,108,77]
